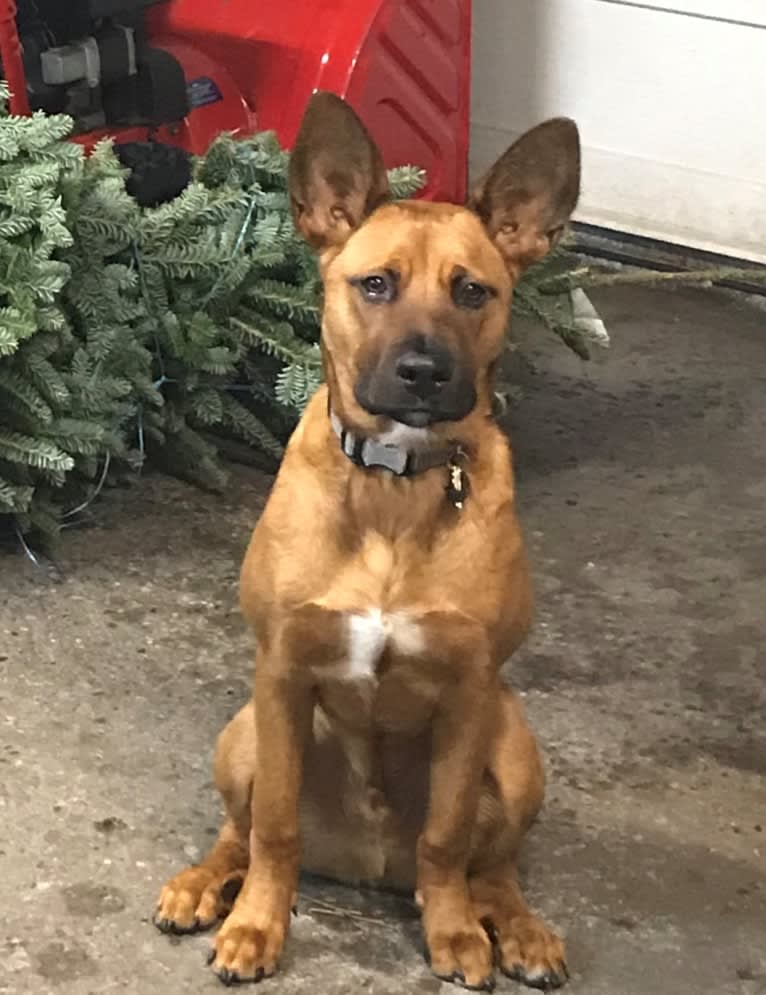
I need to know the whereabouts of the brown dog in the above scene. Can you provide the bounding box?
[155,92,580,991]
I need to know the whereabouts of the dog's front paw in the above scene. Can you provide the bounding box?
[497,914,568,991]
[155,867,245,935]
[425,915,495,991]
[208,909,288,985]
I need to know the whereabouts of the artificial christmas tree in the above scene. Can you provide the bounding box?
[0,86,424,543]
[0,90,85,538]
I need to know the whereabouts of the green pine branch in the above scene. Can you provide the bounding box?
[0,430,74,470]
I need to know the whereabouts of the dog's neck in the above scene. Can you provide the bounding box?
[329,409,460,478]
[328,407,471,510]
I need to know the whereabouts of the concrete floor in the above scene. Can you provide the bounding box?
[1,284,765,995]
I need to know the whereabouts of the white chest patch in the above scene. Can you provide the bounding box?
[341,610,426,682]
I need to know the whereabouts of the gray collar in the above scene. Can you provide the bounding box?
[329,410,458,477]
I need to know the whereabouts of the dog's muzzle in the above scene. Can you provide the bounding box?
[354,333,477,427]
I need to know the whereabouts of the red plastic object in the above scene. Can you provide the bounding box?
[145,0,472,203]
[0,0,31,115]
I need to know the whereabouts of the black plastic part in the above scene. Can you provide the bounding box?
[14,0,184,130]
[101,74,139,124]
[18,1,158,44]
[98,25,135,85]
[90,44,189,131]
[135,47,190,126]
[88,0,160,15]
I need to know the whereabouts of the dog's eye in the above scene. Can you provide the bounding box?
[358,273,395,302]
[453,280,490,310]
[362,275,388,297]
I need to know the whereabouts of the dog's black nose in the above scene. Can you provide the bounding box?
[395,346,453,399]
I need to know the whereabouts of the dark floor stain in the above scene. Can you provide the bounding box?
[93,816,128,834]
[34,939,97,983]
[700,735,766,776]
[509,651,607,692]
[61,882,127,917]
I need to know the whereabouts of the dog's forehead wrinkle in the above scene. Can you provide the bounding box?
[340,205,505,292]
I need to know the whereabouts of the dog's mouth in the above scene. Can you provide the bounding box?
[353,390,477,428]
[353,335,477,427]
[394,410,435,428]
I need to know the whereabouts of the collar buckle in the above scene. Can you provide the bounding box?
[330,409,469,507]
[333,411,412,476]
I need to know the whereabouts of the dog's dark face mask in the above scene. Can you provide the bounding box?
[354,331,477,428]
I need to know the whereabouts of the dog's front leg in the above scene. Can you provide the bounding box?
[416,616,496,991]
[209,649,313,985]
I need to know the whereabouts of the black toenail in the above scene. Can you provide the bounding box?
[254,967,264,982]
[460,975,495,993]
[206,948,216,965]
[524,971,563,992]
[503,963,524,981]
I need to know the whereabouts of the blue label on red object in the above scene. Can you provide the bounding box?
[187,77,223,109]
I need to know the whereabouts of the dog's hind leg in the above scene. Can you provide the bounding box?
[468,690,568,990]
[154,703,254,935]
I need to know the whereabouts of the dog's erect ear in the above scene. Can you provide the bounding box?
[468,118,580,273]
[288,92,390,252]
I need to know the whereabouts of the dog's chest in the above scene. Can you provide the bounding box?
[342,609,425,680]
[317,607,437,737]
[320,531,427,681]
[313,530,442,731]
[312,610,433,885]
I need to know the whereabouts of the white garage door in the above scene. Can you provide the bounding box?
[471,0,766,263]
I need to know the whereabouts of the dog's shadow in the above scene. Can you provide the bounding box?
[282,873,424,979]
